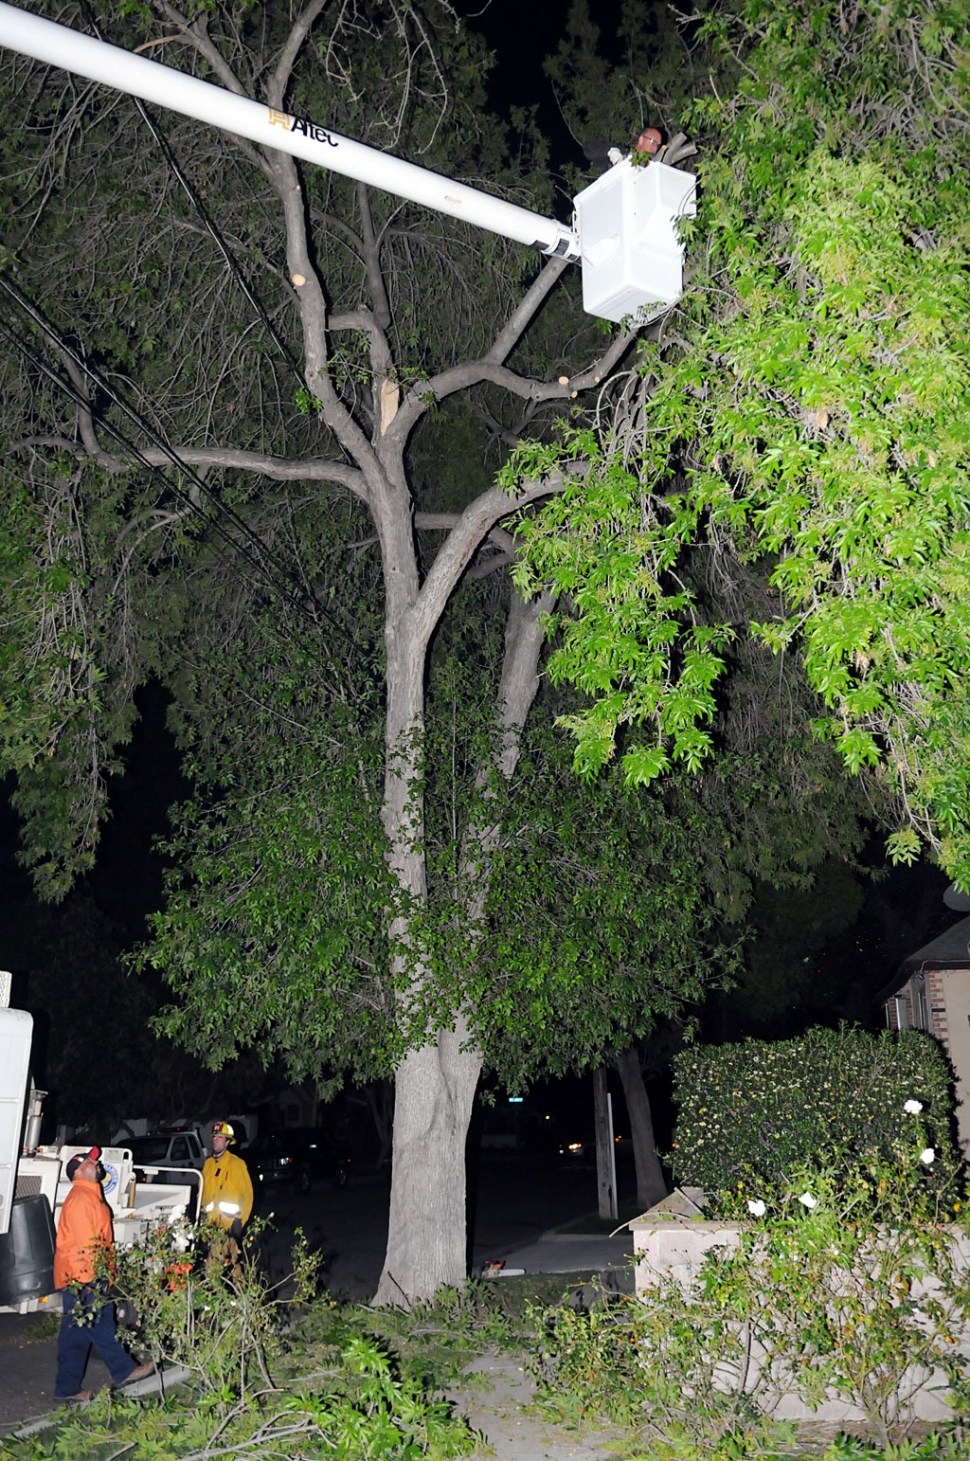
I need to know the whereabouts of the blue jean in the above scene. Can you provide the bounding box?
[54,1285,137,1398]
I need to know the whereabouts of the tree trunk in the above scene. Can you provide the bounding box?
[374,589,551,1303]
[375,1019,482,1302]
[615,1043,668,1213]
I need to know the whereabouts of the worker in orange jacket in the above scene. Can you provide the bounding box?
[53,1146,153,1403]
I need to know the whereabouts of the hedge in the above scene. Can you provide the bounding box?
[670,1025,960,1197]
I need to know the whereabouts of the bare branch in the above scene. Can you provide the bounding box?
[392,326,638,443]
[466,550,515,580]
[415,514,516,561]
[479,399,532,450]
[59,353,123,472]
[133,446,370,499]
[309,207,365,255]
[484,257,569,365]
[157,2,249,96]
[267,0,331,110]
[356,183,392,332]
[10,435,84,455]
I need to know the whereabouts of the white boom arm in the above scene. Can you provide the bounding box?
[0,2,695,322]
[0,1,579,261]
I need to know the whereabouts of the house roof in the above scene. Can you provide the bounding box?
[877,914,970,1004]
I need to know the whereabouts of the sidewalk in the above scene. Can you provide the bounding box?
[479,1211,637,1291]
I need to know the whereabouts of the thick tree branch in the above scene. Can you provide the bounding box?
[466,551,515,581]
[391,327,638,444]
[357,183,392,332]
[60,354,123,472]
[408,469,582,647]
[480,399,535,450]
[11,435,85,456]
[416,513,517,580]
[484,257,569,365]
[157,3,249,95]
[134,446,370,498]
[414,516,516,556]
[262,148,381,485]
[329,309,382,333]
[309,208,364,255]
[12,433,370,501]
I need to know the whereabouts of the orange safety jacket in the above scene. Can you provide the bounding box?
[53,1179,114,1288]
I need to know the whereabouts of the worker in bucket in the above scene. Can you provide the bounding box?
[200,1121,254,1274]
[584,125,664,171]
[53,1146,154,1403]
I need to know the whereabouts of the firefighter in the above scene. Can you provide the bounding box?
[199,1121,253,1275]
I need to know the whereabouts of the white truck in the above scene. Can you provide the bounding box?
[0,974,199,1315]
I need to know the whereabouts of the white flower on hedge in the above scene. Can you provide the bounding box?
[920,1148,936,1165]
[747,1199,767,1217]
[904,1099,924,1115]
[798,1191,818,1209]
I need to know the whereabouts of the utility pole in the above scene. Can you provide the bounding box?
[593,1067,618,1222]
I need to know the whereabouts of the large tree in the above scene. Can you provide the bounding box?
[1,0,735,1299]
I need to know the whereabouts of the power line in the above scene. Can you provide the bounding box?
[7,6,365,649]
[76,0,307,389]
[130,99,307,391]
[0,274,358,647]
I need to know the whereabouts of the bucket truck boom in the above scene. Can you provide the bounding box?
[0,0,695,323]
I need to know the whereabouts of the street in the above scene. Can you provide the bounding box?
[258,1148,625,1294]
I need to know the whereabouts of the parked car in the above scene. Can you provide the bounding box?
[126,1129,207,1185]
[246,1128,350,1194]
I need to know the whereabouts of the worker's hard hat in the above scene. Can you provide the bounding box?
[65,1145,103,1180]
[211,1121,235,1140]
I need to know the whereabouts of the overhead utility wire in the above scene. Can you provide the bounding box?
[127,98,306,391]
[0,275,357,645]
[77,0,306,390]
[0,275,295,593]
[10,8,362,646]
[0,306,302,622]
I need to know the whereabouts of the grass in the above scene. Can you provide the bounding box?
[9,1313,61,1345]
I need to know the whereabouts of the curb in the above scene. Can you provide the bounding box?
[8,1365,192,1439]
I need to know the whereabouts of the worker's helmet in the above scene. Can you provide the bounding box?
[211,1120,235,1141]
[65,1145,103,1180]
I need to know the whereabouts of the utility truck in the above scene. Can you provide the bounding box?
[0,0,695,325]
[0,974,198,1315]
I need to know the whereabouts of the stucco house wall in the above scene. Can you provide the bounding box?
[880,914,970,1160]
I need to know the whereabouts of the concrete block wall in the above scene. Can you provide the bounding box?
[628,1209,966,1424]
